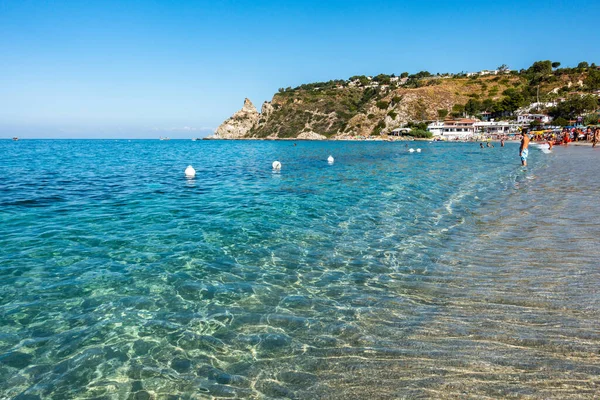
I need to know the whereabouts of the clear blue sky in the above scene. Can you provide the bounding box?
[1,0,599,138]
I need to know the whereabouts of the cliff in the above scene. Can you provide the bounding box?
[213,98,260,139]
[212,66,598,139]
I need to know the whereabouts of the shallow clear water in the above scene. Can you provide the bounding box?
[1,140,598,399]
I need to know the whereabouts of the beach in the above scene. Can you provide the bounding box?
[1,140,598,399]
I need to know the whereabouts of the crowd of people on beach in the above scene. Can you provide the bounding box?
[529,126,600,148]
[480,126,600,167]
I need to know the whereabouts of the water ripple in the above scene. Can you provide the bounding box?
[0,140,598,399]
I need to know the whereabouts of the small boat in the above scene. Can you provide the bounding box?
[12,137,18,141]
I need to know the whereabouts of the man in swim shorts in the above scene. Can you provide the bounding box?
[520,130,530,166]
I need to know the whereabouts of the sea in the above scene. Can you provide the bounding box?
[1,140,599,399]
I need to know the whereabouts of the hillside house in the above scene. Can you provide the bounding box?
[517,114,551,124]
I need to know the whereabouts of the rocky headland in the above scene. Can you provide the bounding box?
[209,63,599,140]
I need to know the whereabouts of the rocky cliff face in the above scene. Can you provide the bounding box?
[212,84,479,139]
[213,98,260,139]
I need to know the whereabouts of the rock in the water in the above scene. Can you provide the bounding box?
[0,351,34,369]
[296,131,326,140]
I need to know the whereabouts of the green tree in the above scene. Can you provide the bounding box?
[464,99,482,116]
[552,61,561,69]
[500,88,525,113]
[411,71,432,79]
[527,60,552,76]
[584,69,600,90]
[553,117,569,126]
[482,98,495,111]
[437,109,449,119]
[497,64,509,72]
[400,72,409,78]
[548,95,599,119]
[405,129,432,138]
[376,100,389,109]
[406,121,428,131]
[350,75,370,86]
[451,103,465,118]
[373,74,391,85]
[584,113,599,125]
[577,61,589,69]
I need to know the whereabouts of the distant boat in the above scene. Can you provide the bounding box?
[191,138,198,141]
[159,137,170,141]
[12,137,18,141]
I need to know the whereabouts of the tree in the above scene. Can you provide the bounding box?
[411,71,432,79]
[497,64,509,72]
[373,74,391,85]
[376,100,389,109]
[400,72,409,78]
[577,61,589,69]
[584,69,600,90]
[527,60,552,76]
[349,75,370,86]
[451,103,465,118]
[464,99,482,116]
[551,61,561,69]
[405,129,432,139]
[553,117,569,126]
[406,121,429,131]
[548,95,599,119]
[500,88,525,113]
[437,109,449,119]
[482,98,495,111]
[584,113,599,125]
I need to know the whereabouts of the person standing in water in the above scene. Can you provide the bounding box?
[520,130,530,166]
[501,138,505,147]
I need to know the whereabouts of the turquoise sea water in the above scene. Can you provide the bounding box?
[1,140,599,399]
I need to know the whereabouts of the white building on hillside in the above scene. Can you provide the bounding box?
[517,114,551,124]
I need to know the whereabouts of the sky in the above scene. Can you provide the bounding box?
[1,0,599,138]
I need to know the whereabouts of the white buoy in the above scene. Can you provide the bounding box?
[327,155,334,164]
[409,148,415,153]
[272,161,282,170]
[416,148,421,153]
[185,165,196,178]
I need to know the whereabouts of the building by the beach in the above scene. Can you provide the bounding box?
[427,119,519,140]
[426,118,477,140]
